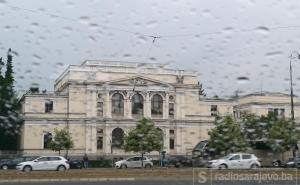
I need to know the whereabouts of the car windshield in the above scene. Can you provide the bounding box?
[193,141,207,151]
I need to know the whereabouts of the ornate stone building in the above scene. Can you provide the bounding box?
[20,61,232,156]
[19,61,300,157]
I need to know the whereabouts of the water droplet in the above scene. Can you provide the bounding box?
[30,83,39,88]
[31,22,39,28]
[237,76,250,84]
[261,64,269,68]
[4,25,11,30]
[32,62,40,67]
[265,51,283,57]
[146,20,157,28]
[18,76,24,80]
[123,54,132,58]
[189,8,197,16]
[202,9,211,17]
[64,26,73,33]
[79,16,90,24]
[55,62,64,68]
[89,23,98,30]
[256,26,270,35]
[89,35,97,42]
[149,57,157,62]
[38,8,46,12]
[32,54,42,60]
[25,70,32,74]
[11,51,19,56]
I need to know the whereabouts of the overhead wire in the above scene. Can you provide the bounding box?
[5,3,300,42]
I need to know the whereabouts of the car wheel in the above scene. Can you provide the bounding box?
[218,164,228,170]
[175,162,183,168]
[57,165,66,171]
[1,165,8,170]
[272,161,280,167]
[23,166,32,172]
[120,164,127,169]
[251,164,259,169]
[144,164,152,168]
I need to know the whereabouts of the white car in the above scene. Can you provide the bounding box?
[16,156,70,172]
[207,153,261,169]
[115,156,153,169]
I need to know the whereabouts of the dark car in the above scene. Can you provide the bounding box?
[0,156,38,170]
[272,157,300,168]
[166,155,193,168]
[68,158,83,169]
[284,158,300,168]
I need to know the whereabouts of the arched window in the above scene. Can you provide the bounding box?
[151,94,163,117]
[111,93,124,116]
[132,94,144,116]
[43,132,52,149]
[112,128,124,149]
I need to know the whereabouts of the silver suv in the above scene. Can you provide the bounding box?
[207,153,261,169]
[16,156,70,172]
[115,156,153,169]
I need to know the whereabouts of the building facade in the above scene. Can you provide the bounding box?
[19,61,300,157]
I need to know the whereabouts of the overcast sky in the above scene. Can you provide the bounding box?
[1,0,300,98]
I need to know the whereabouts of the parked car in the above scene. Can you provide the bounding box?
[115,156,153,169]
[273,157,300,168]
[0,156,38,170]
[68,158,83,169]
[207,153,261,169]
[166,155,193,168]
[16,156,70,172]
[272,159,285,167]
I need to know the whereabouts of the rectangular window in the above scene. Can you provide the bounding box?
[169,103,174,118]
[242,154,251,159]
[97,136,103,150]
[211,105,218,116]
[45,100,53,113]
[97,128,103,134]
[274,108,279,116]
[97,102,103,116]
[170,138,175,150]
[49,157,61,161]
[43,132,52,149]
[280,108,285,117]
[169,129,175,135]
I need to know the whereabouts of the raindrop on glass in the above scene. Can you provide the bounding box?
[237,76,250,84]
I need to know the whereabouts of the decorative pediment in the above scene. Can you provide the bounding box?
[105,76,172,87]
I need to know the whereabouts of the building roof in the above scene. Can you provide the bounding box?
[241,91,295,98]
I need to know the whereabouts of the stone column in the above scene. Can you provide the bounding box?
[175,91,185,120]
[104,127,112,154]
[144,92,151,118]
[164,128,170,153]
[85,121,96,154]
[86,85,97,118]
[163,94,169,119]
[105,91,111,118]
[125,94,132,119]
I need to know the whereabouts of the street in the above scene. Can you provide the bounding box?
[0,168,299,185]
[0,179,298,185]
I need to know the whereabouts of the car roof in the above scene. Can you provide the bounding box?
[230,153,253,155]
[38,156,63,158]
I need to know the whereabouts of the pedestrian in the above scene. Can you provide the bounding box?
[83,153,89,168]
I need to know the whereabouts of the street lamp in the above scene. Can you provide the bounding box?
[289,51,300,123]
